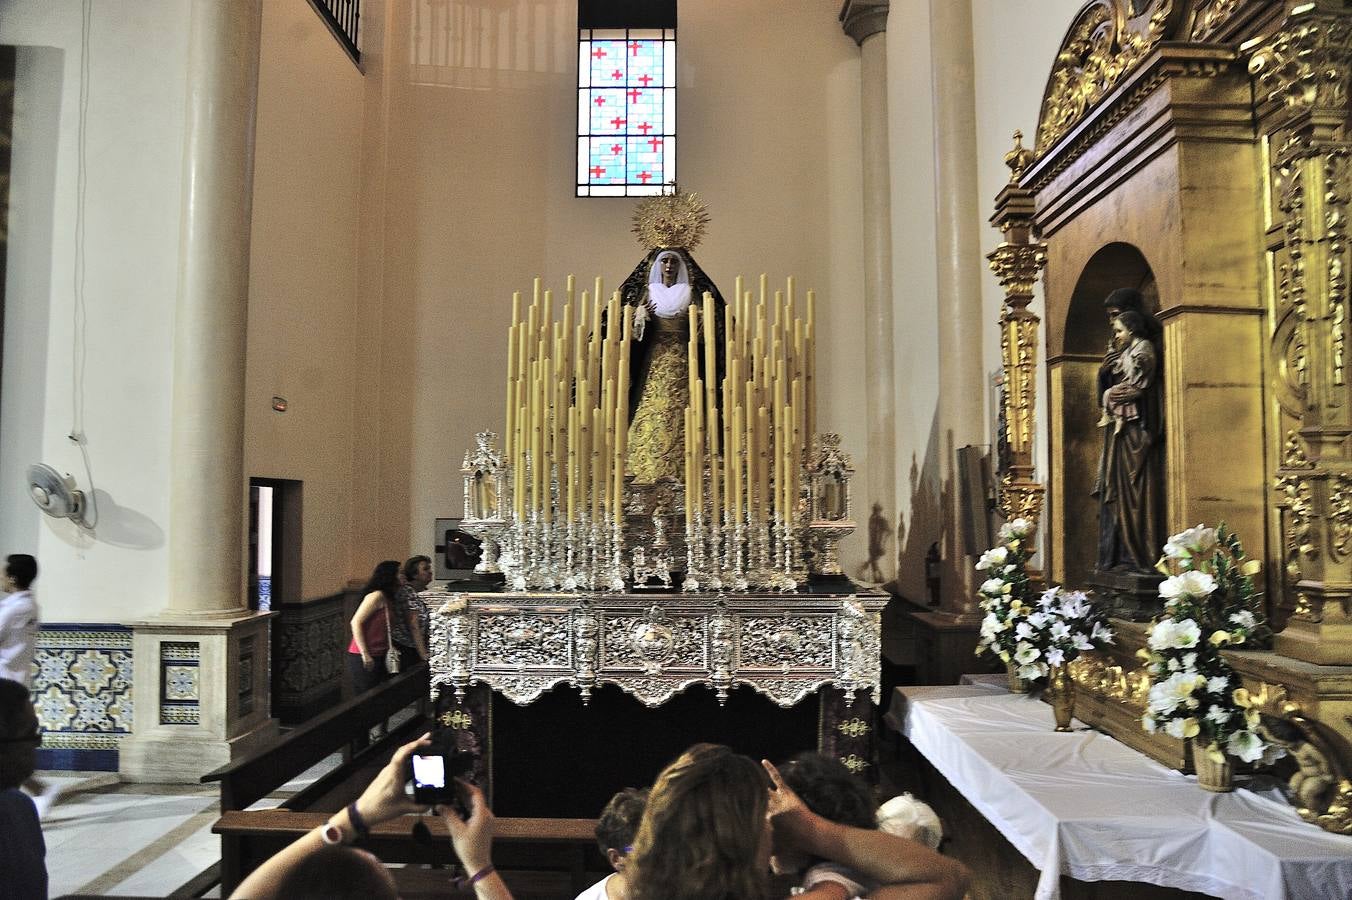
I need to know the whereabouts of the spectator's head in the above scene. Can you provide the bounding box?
[596,786,649,872]
[4,554,37,592]
[271,845,397,899]
[772,752,875,874]
[364,560,402,597]
[402,555,433,590]
[777,752,875,830]
[877,793,944,850]
[0,679,39,790]
[627,744,771,900]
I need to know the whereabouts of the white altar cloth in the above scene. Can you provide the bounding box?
[889,685,1352,900]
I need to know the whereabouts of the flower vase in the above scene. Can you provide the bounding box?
[1006,661,1030,694]
[1191,742,1235,792]
[1049,664,1075,732]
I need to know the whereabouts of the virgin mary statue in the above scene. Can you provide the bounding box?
[614,190,726,483]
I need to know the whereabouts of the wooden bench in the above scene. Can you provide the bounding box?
[213,810,602,898]
[202,665,610,896]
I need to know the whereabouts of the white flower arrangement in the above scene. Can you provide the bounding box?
[1140,524,1280,767]
[1009,587,1115,681]
[973,519,1038,672]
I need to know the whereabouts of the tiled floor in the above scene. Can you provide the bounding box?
[36,753,344,898]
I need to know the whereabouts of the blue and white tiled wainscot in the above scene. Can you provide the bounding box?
[30,624,134,772]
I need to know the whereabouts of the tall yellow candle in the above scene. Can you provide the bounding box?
[591,407,603,524]
[577,378,590,501]
[731,405,744,522]
[757,406,770,524]
[505,323,518,459]
[702,292,719,460]
[684,406,694,527]
[745,381,757,521]
[542,289,553,351]
[567,405,578,523]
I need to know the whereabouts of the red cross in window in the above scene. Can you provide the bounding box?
[610,144,622,154]
[627,88,642,103]
[593,95,606,107]
[636,122,653,134]
[628,41,642,56]
[637,171,652,183]
[647,137,662,151]
[591,47,607,59]
[590,165,606,178]
[638,74,653,86]
[609,116,626,128]
[611,69,623,81]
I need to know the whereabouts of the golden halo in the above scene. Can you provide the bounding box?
[632,186,710,251]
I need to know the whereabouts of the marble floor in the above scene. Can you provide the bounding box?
[36,752,344,898]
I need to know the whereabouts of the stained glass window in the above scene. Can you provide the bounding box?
[577,26,675,197]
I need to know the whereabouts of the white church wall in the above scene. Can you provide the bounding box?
[244,0,368,600]
[0,1,191,623]
[971,0,1086,568]
[369,0,867,569]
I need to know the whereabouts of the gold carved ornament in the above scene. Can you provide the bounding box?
[1276,432,1317,592]
[1188,0,1246,43]
[1034,1,1174,155]
[1248,12,1352,114]
[1245,683,1352,836]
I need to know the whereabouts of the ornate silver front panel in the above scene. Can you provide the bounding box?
[424,590,887,709]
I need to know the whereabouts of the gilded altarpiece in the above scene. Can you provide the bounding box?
[1001,0,1352,832]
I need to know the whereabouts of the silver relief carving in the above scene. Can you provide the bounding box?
[431,593,887,709]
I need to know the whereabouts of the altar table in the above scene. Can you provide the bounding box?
[887,684,1352,900]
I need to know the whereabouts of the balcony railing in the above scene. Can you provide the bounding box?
[307,0,361,68]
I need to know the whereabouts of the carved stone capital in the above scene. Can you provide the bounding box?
[839,0,888,46]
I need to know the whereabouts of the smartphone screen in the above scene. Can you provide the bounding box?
[411,754,446,791]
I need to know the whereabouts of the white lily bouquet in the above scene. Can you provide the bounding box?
[1015,586,1116,680]
[974,517,1038,671]
[1140,524,1279,765]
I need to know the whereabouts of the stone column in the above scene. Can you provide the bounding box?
[929,0,986,617]
[840,0,896,583]
[121,0,277,782]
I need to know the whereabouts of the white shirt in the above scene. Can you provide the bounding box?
[0,590,39,686]
[573,873,616,900]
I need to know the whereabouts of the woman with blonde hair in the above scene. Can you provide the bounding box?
[626,743,969,900]
[626,744,772,900]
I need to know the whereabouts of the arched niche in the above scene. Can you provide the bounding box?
[1023,0,1267,592]
[1050,243,1159,590]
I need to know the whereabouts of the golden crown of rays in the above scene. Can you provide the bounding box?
[632,186,710,251]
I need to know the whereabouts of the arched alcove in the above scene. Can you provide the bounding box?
[1049,243,1159,590]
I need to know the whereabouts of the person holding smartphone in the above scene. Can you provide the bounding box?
[230,733,511,899]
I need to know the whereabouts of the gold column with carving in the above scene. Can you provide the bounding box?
[988,131,1047,530]
[1256,2,1352,666]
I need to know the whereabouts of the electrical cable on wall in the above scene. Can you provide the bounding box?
[69,0,98,528]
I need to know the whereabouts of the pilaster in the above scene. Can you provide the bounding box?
[1256,4,1352,664]
[840,0,897,584]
